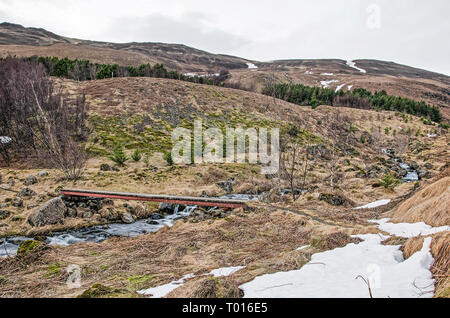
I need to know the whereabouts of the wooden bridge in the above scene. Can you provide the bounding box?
[61,189,247,209]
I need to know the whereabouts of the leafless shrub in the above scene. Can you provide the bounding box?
[0,56,89,179]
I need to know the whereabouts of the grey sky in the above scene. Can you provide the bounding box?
[0,0,449,75]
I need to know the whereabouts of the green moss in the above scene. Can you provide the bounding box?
[45,263,62,278]
[17,240,45,256]
[0,276,7,285]
[78,284,118,298]
[127,274,155,290]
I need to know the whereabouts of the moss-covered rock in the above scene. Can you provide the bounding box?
[17,240,46,256]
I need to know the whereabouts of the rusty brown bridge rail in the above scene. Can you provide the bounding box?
[61,189,248,209]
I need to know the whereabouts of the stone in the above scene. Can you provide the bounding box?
[19,187,36,198]
[424,163,433,169]
[0,203,8,208]
[37,170,49,178]
[0,210,11,220]
[12,197,23,207]
[418,170,431,179]
[66,207,77,218]
[216,179,236,194]
[149,213,163,220]
[24,175,37,186]
[121,212,135,224]
[28,197,66,227]
[319,193,346,206]
[146,220,159,225]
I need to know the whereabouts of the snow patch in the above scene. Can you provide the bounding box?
[335,84,345,92]
[346,60,366,73]
[246,63,258,69]
[138,266,245,298]
[354,199,391,210]
[321,72,334,76]
[348,85,353,90]
[296,245,310,251]
[0,136,12,144]
[320,80,338,88]
[240,235,435,298]
[304,70,313,75]
[208,266,245,277]
[369,219,449,238]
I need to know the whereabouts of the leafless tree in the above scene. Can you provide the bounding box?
[0,56,89,179]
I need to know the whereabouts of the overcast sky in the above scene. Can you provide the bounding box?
[0,0,449,75]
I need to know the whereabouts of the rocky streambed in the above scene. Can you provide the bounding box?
[0,194,258,257]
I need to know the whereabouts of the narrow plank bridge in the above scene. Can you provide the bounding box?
[61,189,247,209]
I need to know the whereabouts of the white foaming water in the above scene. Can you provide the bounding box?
[1,195,257,257]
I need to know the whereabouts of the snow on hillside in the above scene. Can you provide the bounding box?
[240,235,435,298]
[369,219,450,238]
[321,80,338,88]
[0,136,12,144]
[354,199,391,209]
[335,84,345,92]
[138,266,245,298]
[246,63,258,69]
[346,60,367,73]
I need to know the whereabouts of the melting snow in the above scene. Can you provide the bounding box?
[354,199,391,210]
[335,84,345,92]
[240,235,435,298]
[348,85,353,90]
[208,266,245,277]
[296,245,310,251]
[138,266,245,298]
[0,136,12,144]
[346,60,367,73]
[369,219,449,238]
[246,63,258,69]
[305,70,313,75]
[320,80,339,88]
[321,72,334,76]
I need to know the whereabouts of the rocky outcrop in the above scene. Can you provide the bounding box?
[0,210,11,220]
[319,193,346,206]
[24,175,37,186]
[216,179,236,194]
[28,197,67,227]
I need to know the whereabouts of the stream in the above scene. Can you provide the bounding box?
[1,194,259,257]
[381,148,419,182]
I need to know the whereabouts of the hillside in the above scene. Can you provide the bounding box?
[0,22,449,300]
[0,22,449,119]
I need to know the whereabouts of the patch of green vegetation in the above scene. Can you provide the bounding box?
[378,173,400,189]
[17,240,45,256]
[45,263,62,278]
[0,276,7,285]
[78,284,119,298]
[127,274,155,291]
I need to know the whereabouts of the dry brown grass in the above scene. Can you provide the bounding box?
[403,232,449,298]
[392,176,450,227]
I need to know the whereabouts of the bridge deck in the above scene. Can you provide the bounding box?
[61,189,247,209]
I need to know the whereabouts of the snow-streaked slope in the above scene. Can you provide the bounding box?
[240,235,435,298]
[138,266,245,298]
[346,60,367,73]
[369,219,449,238]
[246,63,258,69]
[354,199,391,210]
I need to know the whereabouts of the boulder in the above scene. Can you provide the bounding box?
[12,197,23,207]
[24,175,37,186]
[120,212,135,224]
[28,197,66,227]
[0,210,11,220]
[19,187,36,198]
[216,179,236,194]
[37,171,49,178]
[319,193,346,206]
